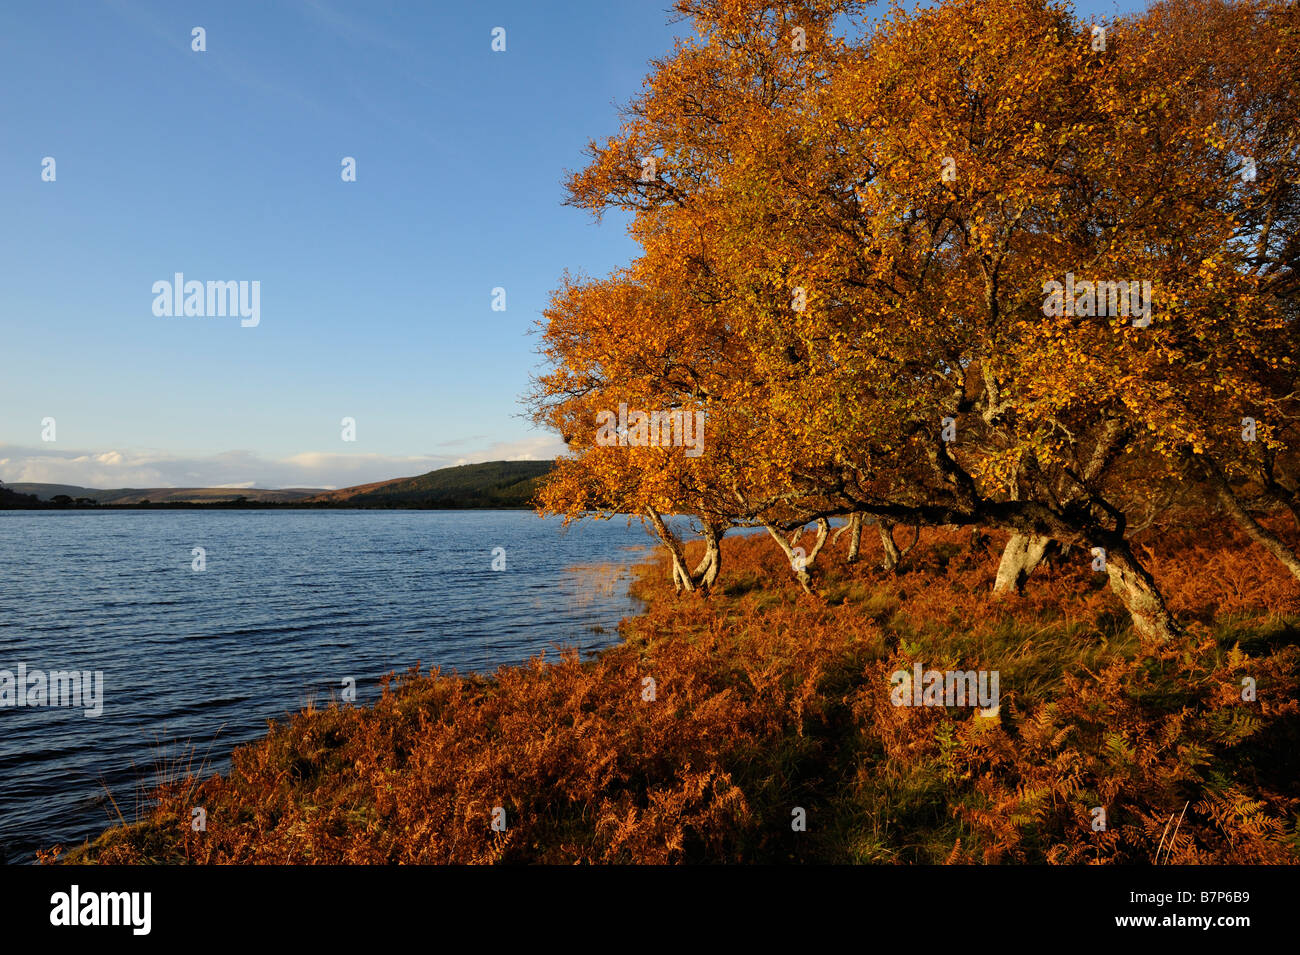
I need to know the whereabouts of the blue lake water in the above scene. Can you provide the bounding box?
[0,509,662,863]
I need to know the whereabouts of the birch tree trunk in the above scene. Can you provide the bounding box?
[646,506,694,593]
[764,519,829,595]
[1208,468,1300,583]
[831,513,864,562]
[877,519,920,573]
[644,508,724,595]
[879,519,902,572]
[692,521,724,591]
[1102,539,1182,642]
[992,533,1055,594]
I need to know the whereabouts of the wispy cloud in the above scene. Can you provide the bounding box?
[297,0,410,57]
[0,436,565,491]
[451,435,564,467]
[105,0,331,116]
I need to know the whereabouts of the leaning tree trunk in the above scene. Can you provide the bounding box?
[877,519,920,574]
[646,506,694,594]
[764,519,829,595]
[879,519,902,572]
[1209,468,1300,583]
[992,533,1056,595]
[831,512,864,563]
[846,512,863,563]
[691,521,723,591]
[645,507,723,595]
[1102,539,1182,642]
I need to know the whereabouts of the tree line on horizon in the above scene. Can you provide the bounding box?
[0,461,554,510]
[529,0,1300,641]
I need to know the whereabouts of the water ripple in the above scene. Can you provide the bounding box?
[0,509,659,863]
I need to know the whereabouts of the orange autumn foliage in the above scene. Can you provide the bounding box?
[531,0,1300,639]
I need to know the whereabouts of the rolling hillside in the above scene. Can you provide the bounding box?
[1,461,556,509]
[4,484,322,505]
[306,460,553,509]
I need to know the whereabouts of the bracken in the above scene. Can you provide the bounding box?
[54,519,1300,865]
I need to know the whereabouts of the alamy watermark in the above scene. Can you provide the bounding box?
[1042,272,1152,327]
[890,662,999,714]
[1,664,104,717]
[152,273,260,327]
[50,885,150,935]
[595,403,705,457]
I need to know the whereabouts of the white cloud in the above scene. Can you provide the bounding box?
[0,436,566,491]
[452,435,565,466]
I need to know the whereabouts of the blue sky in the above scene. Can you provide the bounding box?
[1,0,1136,489]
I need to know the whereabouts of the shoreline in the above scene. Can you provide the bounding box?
[3,511,656,865]
[46,522,1300,865]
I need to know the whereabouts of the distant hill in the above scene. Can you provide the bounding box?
[1,461,555,509]
[307,460,553,509]
[5,484,322,505]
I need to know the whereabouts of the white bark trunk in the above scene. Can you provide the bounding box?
[645,507,723,595]
[847,512,862,563]
[879,520,902,572]
[992,533,1055,595]
[764,519,828,595]
[1103,540,1181,642]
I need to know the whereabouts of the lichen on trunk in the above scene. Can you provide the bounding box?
[1101,539,1182,642]
[992,533,1056,595]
